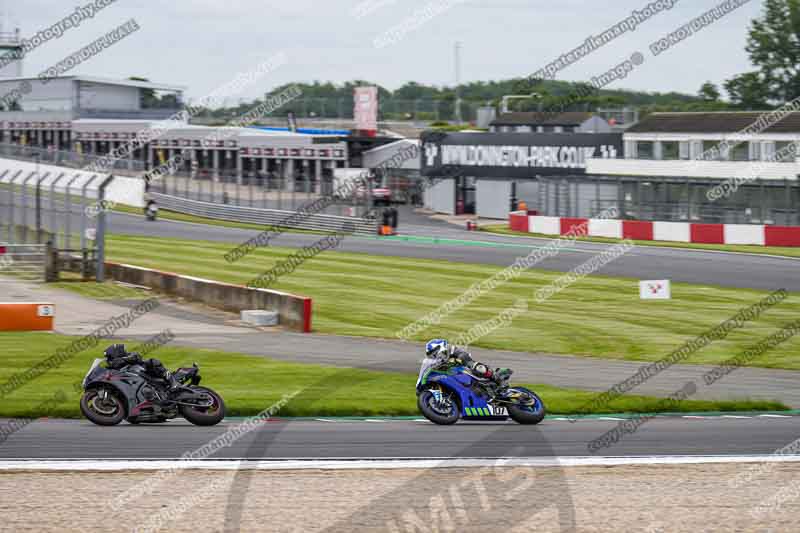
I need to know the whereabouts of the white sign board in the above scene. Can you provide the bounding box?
[640,280,671,300]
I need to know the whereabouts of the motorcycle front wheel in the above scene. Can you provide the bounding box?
[179,387,226,426]
[80,387,126,426]
[417,388,460,425]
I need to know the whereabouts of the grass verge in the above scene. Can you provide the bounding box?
[480,224,800,259]
[0,332,787,418]
[104,234,800,370]
[50,272,152,300]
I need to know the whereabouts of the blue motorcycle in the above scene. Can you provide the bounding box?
[416,356,545,425]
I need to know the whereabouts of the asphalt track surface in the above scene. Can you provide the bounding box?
[1,415,798,459]
[107,210,800,292]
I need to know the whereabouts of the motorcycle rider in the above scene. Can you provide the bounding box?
[103,344,179,391]
[425,339,512,388]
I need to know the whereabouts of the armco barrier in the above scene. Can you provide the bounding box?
[101,262,312,332]
[509,211,800,247]
[0,303,54,331]
[150,193,376,235]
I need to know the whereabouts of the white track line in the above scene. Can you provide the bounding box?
[3,455,800,471]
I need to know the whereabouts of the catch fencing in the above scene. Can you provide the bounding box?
[0,161,113,281]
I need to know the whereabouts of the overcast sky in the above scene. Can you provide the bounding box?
[3,0,764,103]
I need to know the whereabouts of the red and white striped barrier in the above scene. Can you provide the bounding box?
[508,212,800,247]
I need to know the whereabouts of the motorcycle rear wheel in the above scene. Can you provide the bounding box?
[80,388,126,426]
[506,387,546,425]
[179,387,226,426]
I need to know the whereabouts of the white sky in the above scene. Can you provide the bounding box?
[3,0,764,102]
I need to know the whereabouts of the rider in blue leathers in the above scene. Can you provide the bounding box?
[425,339,512,387]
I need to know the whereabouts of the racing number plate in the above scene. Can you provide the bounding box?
[490,405,507,416]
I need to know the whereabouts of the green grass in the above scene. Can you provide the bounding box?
[102,234,800,370]
[481,224,800,259]
[0,332,786,418]
[112,204,332,235]
[50,272,153,300]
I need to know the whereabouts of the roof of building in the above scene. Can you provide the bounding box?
[626,112,800,134]
[0,75,185,92]
[490,111,595,127]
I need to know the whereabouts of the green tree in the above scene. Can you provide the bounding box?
[726,0,800,104]
[724,72,770,109]
[698,82,721,102]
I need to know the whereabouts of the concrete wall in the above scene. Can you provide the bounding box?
[476,179,511,219]
[103,262,313,332]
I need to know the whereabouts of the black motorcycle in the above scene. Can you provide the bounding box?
[80,355,225,426]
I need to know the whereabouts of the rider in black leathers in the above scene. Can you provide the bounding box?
[103,344,178,391]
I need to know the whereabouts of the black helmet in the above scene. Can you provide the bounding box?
[104,344,127,359]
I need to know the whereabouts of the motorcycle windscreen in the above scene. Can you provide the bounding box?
[416,357,440,387]
[82,358,105,388]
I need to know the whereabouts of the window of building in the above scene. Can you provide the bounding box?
[662,141,679,160]
[702,141,723,160]
[517,126,532,133]
[751,142,761,161]
[731,142,749,161]
[637,141,655,160]
[554,126,564,133]
[775,141,797,162]
[679,141,690,160]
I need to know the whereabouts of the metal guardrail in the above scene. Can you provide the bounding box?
[149,193,378,235]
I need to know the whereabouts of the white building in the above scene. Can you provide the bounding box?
[587,112,800,181]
